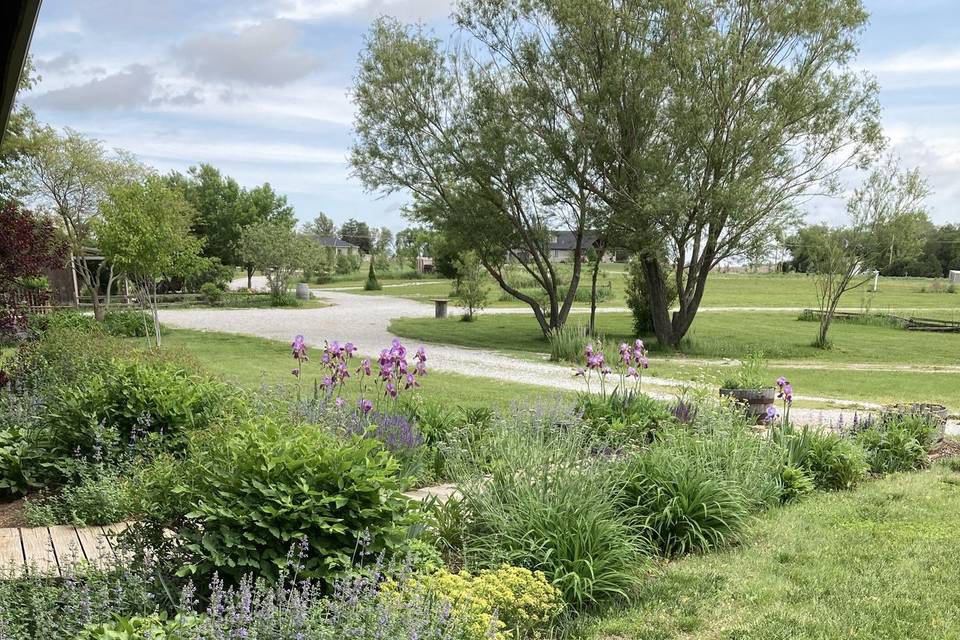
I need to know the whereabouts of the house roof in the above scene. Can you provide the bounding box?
[0,0,41,142]
[549,230,600,251]
[315,236,358,249]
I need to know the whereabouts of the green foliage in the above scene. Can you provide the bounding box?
[624,257,675,337]
[805,431,869,490]
[720,351,770,389]
[335,253,362,275]
[0,423,47,497]
[451,250,489,320]
[28,309,97,336]
[24,466,135,526]
[364,257,381,290]
[576,392,675,445]
[407,566,565,639]
[664,414,784,512]
[198,282,223,306]
[0,559,157,640]
[547,323,593,364]
[445,414,647,608]
[137,418,415,585]
[620,446,750,557]
[45,360,233,472]
[75,614,202,640]
[238,221,311,304]
[858,420,930,475]
[103,310,155,338]
[779,464,815,503]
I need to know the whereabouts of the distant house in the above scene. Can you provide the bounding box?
[315,237,360,256]
[547,231,613,263]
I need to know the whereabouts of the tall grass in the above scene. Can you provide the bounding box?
[443,408,648,608]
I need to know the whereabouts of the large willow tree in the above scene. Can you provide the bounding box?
[351,17,608,335]
[352,0,883,344]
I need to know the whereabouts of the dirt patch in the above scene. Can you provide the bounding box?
[930,439,960,463]
[0,497,29,528]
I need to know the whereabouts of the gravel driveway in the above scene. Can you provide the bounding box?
[157,278,957,434]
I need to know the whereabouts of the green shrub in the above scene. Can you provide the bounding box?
[446,415,646,608]
[103,310,155,337]
[138,418,415,585]
[806,431,869,490]
[941,457,960,473]
[6,325,120,392]
[405,565,565,639]
[858,424,929,475]
[576,392,675,444]
[620,447,751,556]
[24,466,136,527]
[548,323,595,364]
[198,282,223,306]
[364,258,382,290]
[27,309,97,337]
[779,464,815,503]
[0,424,49,498]
[75,614,202,640]
[660,407,783,510]
[45,360,234,472]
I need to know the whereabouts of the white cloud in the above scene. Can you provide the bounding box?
[174,20,321,86]
[274,0,451,21]
[32,64,156,111]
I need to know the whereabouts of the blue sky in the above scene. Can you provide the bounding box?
[21,0,960,231]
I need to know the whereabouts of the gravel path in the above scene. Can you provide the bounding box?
[157,277,957,434]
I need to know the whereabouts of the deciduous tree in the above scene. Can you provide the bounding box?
[811,158,929,347]
[97,176,203,347]
[238,220,310,304]
[16,126,144,320]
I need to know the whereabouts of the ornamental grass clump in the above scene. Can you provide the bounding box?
[445,411,648,608]
[620,446,751,557]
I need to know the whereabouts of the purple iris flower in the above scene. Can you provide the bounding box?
[359,398,373,414]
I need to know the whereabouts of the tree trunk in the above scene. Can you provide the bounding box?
[641,258,675,347]
[246,266,254,290]
[88,285,105,321]
[588,251,604,337]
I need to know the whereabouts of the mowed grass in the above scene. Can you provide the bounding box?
[651,361,959,406]
[584,467,960,640]
[155,329,570,409]
[320,270,960,310]
[389,312,960,404]
[390,311,960,365]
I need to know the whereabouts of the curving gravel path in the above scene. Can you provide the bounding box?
[157,277,957,434]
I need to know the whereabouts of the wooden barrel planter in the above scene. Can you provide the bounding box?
[885,403,950,442]
[720,387,777,423]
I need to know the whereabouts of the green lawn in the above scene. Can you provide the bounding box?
[319,270,960,310]
[585,467,960,639]
[157,329,570,409]
[389,312,960,405]
[390,311,960,365]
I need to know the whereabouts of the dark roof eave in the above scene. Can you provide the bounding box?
[0,0,42,143]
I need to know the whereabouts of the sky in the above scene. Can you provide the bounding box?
[19,0,960,231]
